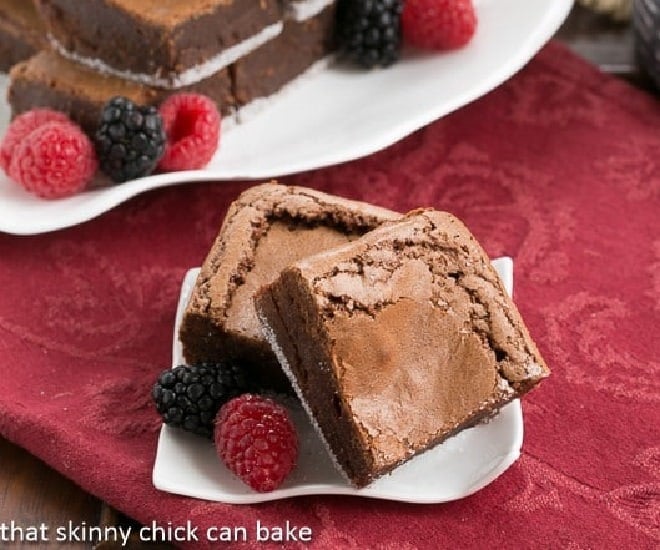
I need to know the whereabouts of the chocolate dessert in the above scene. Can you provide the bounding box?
[8,51,233,134]
[9,1,338,133]
[0,0,46,72]
[179,183,400,392]
[35,0,281,86]
[256,210,549,487]
[234,4,336,106]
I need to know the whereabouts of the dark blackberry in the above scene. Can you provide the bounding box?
[152,362,250,439]
[336,0,403,69]
[95,96,166,183]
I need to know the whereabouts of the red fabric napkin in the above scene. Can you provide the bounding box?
[0,41,658,549]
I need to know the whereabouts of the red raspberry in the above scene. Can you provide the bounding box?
[9,122,98,199]
[0,109,70,173]
[157,93,220,172]
[215,394,298,493]
[402,0,477,51]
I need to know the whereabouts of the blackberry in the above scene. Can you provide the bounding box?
[152,363,250,439]
[336,0,403,69]
[95,96,166,183]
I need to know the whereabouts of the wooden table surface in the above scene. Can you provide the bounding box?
[0,5,657,549]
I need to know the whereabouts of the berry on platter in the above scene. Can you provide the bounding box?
[402,0,477,51]
[158,93,221,172]
[95,96,167,183]
[215,394,298,493]
[336,0,404,69]
[0,109,70,173]
[8,121,98,199]
[152,363,250,439]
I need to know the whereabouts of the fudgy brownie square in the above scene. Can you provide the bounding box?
[8,50,234,134]
[179,183,400,392]
[35,0,281,85]
[256,210,549,487]
[7,4,335,135]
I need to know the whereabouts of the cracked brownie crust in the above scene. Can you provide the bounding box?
[256,209,549,487]
[179,183,400,392]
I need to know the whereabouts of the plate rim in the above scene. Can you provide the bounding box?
[152,400,523,505]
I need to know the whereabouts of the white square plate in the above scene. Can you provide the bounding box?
[153,257,522,504]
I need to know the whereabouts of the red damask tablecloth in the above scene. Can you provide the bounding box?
[0,42,658,549]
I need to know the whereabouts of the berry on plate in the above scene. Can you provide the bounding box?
[95,96,166,183]
[157,93,220,172]
[8,121,97,199]
[336,0,404,69]
[152,362,250,439]
[0,109,70,173]
[215,394,298,493]
[402,0,477,51]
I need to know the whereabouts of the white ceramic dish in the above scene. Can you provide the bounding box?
[0,0,573,235]
[153,257,522,504]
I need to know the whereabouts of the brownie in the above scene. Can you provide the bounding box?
[233,4,336,106]
[8,51,234,134]
[34,0,281,86]
[0,0,46,72]
[255,210,550,487]
[179,183,400,393]
[7,1,335,135]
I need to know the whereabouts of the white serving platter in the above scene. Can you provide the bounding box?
[0,0,573,235]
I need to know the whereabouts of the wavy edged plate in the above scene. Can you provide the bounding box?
[153,257,523,504]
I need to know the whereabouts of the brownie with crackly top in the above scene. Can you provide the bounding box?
[179,183,400,393]
[255,209,549,487]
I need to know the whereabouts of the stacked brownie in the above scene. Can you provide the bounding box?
[0,0,46,72]
[256,209,549,486]
[7,0,337,133]
[181,184,550,487]
[179,183,400,393]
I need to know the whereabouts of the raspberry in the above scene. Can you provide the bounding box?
[157,93,220,172]
[0,109,70,173]
[402,0,477,51]
[95,96,167,183]
[215,394,298,492]
[8,122,97,199]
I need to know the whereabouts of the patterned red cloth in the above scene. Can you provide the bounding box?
[0,42,658,549]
